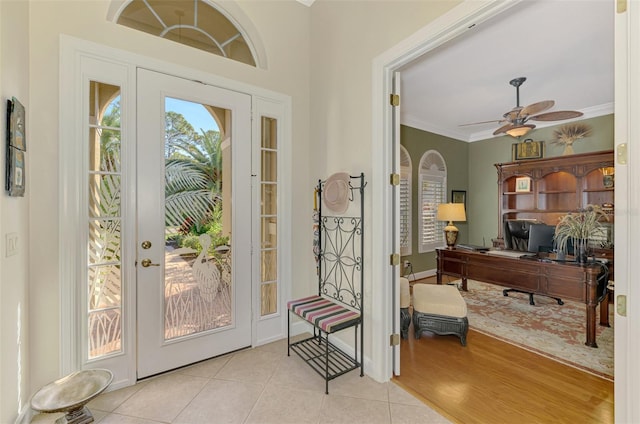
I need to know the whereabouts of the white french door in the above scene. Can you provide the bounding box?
[392,71,402,376]
[136,69,252,378]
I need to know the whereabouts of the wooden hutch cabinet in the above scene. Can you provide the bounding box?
[494,150,614,252]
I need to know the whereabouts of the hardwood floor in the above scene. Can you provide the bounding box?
[393,281,614,424]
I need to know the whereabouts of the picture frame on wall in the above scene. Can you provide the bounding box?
[515,177,531,192]
[6,97,26,197]
[451,190,466,208]
[512,139,544,161]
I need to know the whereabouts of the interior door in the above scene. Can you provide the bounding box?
[136,69,252,378]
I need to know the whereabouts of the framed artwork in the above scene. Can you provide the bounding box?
[515,177,531,192]
[512,139,544,161]
[6,97,26,197]
[451,190,466,208]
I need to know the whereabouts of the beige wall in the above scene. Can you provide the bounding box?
[25,0,311,411]
[1,1,31,422]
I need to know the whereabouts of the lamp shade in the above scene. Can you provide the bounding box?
[437,203,466,223]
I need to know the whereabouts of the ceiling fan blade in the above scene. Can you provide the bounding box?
[521,100,555,117]
[493,123,514,135]
[459,119,502,127]
[530,110,584,121]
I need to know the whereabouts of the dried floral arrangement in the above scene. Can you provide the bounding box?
[552,123,592,155]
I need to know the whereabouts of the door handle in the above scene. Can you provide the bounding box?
[140,259,160,267]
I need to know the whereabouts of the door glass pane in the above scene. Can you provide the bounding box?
[261,151,277,182]
[261,217,277,249]
[164,97,232,340]
[261,283,277,316]
[260,250,277,282]
[87,81,122,359]
[89,128,121,172]
[261,184,277,215]
[88,175,121,217]
[260,117,278,316]
[88,220,121,265]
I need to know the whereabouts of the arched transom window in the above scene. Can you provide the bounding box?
[115,0,257,66]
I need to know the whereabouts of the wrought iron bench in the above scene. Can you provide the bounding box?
[287,173,365,394]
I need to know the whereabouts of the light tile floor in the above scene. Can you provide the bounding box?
[31,338,451,424]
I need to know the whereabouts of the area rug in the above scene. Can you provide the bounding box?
[455,279,613,380]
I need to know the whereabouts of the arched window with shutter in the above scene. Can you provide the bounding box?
[418,150,447,253]
[400,145,412,256]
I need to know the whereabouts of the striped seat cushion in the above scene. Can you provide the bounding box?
[287,295,361,333]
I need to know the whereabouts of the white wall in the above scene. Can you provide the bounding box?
[26,0,310,401]
[1,1,30,422]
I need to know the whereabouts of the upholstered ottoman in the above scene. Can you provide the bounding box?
[400,277,411,339]
[412,284,469,346]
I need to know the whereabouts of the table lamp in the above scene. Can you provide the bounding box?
[437,203,466,249]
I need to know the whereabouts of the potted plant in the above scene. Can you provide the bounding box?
[554,204,609,263]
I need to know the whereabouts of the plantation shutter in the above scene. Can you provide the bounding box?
[418,150,447,253]
[400,176,411,255]
[400,146,412,256]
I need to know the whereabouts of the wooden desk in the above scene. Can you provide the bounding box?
[436,248,609,348]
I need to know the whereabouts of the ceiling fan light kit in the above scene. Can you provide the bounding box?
[464,77,584,138]
[505,124,535,138]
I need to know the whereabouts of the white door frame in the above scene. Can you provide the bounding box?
[371,0,638,419]
[59,35,292,390]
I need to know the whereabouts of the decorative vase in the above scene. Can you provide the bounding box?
[574,238,589,263]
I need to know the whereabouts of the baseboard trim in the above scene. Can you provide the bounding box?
[404,268,436,282]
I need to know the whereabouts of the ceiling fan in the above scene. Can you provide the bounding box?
[463,77,584,137]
